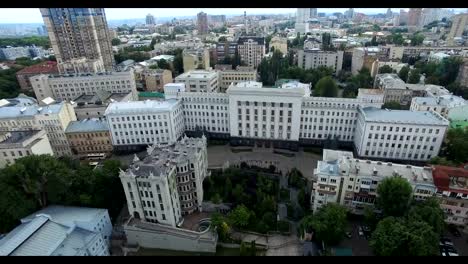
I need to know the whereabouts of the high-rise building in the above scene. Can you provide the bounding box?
[146,13,155,25]
[447,13,468,45]
[40,8,115,74]
[295,8,317,34]
[408,8,422,27]
[386,8,393,19]
[399,9,408,25]
[345,8,355,19]
[197,12,208,35]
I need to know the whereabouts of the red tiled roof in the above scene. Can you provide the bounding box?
[432,165,468,195]
[16,61,58,75]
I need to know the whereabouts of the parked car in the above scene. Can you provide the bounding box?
[358,227,364,237]
[449,225,462,237]
[440,238,454,246]
[345,231,352,238]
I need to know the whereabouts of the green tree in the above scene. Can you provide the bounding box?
[300,203,347,245]
[157,59,171,70]
[111,38,121,46]
[445,127,468,164]
[407,68,421,84]
[363,206,378,231]
[407,198,445,235]
[218,36,227,42]
[314,76,338,97]
[378,65,394,74]
[173,48,184,74]
[370,217,409,256]
[429,156,458,167]
[410,34,425,46]
[228,204,251,228]
[398,66,410,82]
[381,101,402,110]
[377,176,413,217]
[211,212,231,242]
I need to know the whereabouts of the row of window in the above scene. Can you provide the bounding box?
[366,141,436,151]
[369,125,440,134]
[367,133,438,143]
[364,150,432,160]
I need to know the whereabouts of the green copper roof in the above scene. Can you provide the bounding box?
[138,92,165,99]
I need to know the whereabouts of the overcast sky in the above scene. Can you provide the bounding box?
[0,8,465,24]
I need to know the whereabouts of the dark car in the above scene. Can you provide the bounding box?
[449,225,462,237]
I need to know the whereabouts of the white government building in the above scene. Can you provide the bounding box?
[119,136,208,227]
[104,81,449,162]
[174,70,219,93]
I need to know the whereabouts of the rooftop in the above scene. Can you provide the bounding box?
[175,70,217,79]
[105,99,179,116]
[360,106,449,126]
[358,88,384,95]
[73,91,130,106]
[0,94,37,107]
[432,165,468,195]
[15,61,58,75]
[150,55,175,61]
[318,149,434,185]
[0,130,43,146]
[22,205,108,227]
[413,95,466,108]
[65,118,109,134]
[138,91,165,99]
[125,136,206,178]
[0,102,65,120]
[237,36,265,45]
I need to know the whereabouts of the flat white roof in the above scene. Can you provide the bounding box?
[105,99,178,116]
[175,70,217,79]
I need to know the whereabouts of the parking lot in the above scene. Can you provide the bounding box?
[337,220,374,256]
[442,230,468,256]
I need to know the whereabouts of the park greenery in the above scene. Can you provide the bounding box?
[0,36,50,49]
[0,155,126,233]
[341,67,373,98]
[369,177,445,256]
[0,57,50,98]
[314,76,338,97]
[203,166,280,234]
[414,56,463,88]
[299,203,348,245]
[378,65,395,74]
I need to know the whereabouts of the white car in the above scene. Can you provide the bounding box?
[358,227,364,236]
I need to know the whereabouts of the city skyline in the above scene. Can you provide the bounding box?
[0,8,465,24]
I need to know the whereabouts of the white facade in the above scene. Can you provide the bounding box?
[119,136,208,227]
[164,83,186,100]
[312,149,436,213]
[180,92,230,135]
[30,70,138,103]
[175,70,219,93]
[297,49,343,74]
[354,107,449,162]
[0,102,77,157]
[351,47,380,75]
[0,130,53,168]
[105,100,184,148]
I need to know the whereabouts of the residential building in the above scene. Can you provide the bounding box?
[354,106,449,162]
[65,118,112,159]
[30,70,137,103]
[119,136,208,226]
[0,101,77,157]
[146,14,155,25]
[237,37,265,69]
[0,46,32,61]
[142,69,173,92]
[295,8,316,34]
[73,90,133,120]
[351,47,383,75]
[399,9,408,25]
[174,70,219,93]
[182,48,210,72]
[197,12,208,35]
[15,61,58,92]
[357,89,385,104]
[303,37,322,50]
[311,149,436,213]
[0,205,112,256]
[269,36,288,54]
[408,8,423,27]
[433,165,468,232]
[297,49,343,74]
[215,42,237,63]
[410,95,466,118]
[447,13,468,46]
[40,8,115,73]
[105,100,184,152]
[0,130,53,168]
[217,66,257,92]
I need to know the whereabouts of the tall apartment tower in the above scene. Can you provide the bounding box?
[447,13,468,45]
[40,8,115,74]
[408,8,422,27]
[197,12,208,35]
[146,14,155,25]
